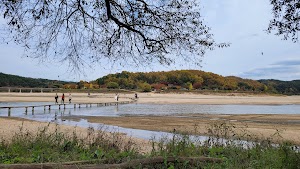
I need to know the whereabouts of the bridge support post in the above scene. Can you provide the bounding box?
[8,108,11,116]
[25,107,28,115]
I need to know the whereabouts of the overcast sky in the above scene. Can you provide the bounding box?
[0,0,300,82]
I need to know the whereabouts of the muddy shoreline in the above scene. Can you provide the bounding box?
[62,113,300,145]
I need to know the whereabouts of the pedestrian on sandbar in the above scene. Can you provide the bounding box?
[55,93,58,104]
[115,93,118,101]
[61,93,65,104]
[68,93,72,104]
[135,93,138,99]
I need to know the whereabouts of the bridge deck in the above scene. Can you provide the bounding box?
[0,99,136,116]
[0,101,133,109]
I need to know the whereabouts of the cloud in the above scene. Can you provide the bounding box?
[271,60,300,66]
[239,59,300,80]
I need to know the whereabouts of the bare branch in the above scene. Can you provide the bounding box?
[0,0,228,71]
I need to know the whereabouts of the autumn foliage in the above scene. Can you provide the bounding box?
[96,70,269,92]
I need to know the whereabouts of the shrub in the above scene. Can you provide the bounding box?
[139,82,151,92]
[106,82,119,89]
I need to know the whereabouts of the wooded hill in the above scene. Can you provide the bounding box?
[0,72,69,88]
[96,70,300,95]
[258,79,300,95]
[1,71,299,95]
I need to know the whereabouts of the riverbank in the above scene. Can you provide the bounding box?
[1,92,300,146]
[1,92,300,104]
[63,113,300,145]
[0,117,151,153]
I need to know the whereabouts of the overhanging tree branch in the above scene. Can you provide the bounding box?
[0,0,229,70]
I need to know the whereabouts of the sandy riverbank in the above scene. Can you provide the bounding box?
[64,113,300,145]
[1,92,300,105]
[135,92,300,105]
[0,92,130,103]
[1,92,300,146]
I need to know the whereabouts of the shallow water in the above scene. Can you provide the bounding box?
[1,102,300,139]
[1,102,299,116]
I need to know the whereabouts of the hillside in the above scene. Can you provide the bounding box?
[1,71,299,95]
[0,72,69,88]
[258,79,300,95]
[95,70,300,95]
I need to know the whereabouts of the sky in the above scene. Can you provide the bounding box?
[0,0,300,82]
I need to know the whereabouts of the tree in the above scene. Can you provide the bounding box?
[268,0,300,42]
[0,0,228,70]
[107,81,119,89]
[139,82,151,92]
[184,82,193,90]
[193,81,203,89]
[78,80,85,89]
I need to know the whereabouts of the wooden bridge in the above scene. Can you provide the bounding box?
[0,100,136,116]
[0,87,59,93]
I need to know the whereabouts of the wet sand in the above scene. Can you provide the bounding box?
[1,92,300,145]
[64,113,300,145]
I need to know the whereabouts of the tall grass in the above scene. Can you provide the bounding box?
[0,121,300,168]
[148,121,300,169]
[0,123,139,164]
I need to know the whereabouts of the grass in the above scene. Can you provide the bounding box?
[207,139,298,168]
[0,121,300,168]
[0,123,140,164]
[147,121,300,168]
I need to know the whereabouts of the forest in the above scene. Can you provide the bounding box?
[0,72,69,88]
[96,70,300,95]
[1,70,300,95]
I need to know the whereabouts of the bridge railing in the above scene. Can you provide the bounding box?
[0,87,60,93]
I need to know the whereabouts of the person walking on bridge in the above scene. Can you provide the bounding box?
[55,93,58,104]
[68,93,72,104]
[61,93,65,104]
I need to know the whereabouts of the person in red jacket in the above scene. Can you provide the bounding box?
[61,93,65,104]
